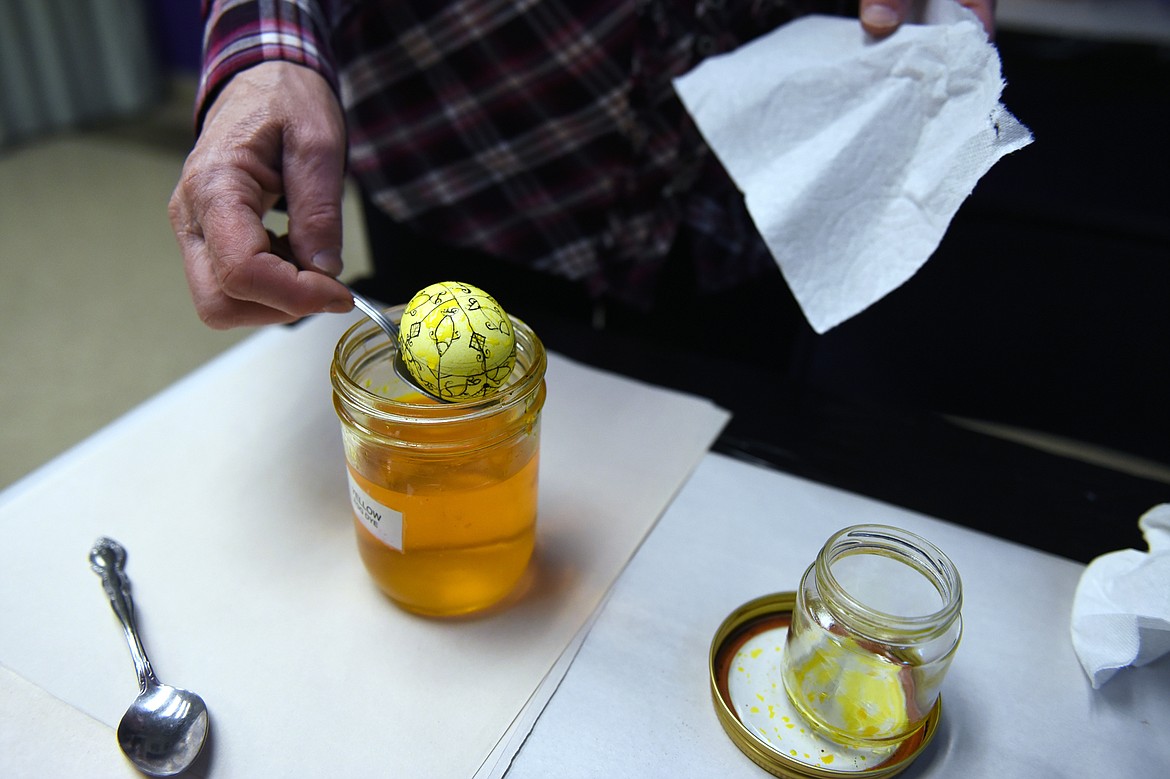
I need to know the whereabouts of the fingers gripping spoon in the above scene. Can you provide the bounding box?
[89,537,209,776]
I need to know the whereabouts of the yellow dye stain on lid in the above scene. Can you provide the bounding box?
[710,592,939,777]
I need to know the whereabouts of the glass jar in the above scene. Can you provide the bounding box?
[781,525,962,747]
[331,306,547,617]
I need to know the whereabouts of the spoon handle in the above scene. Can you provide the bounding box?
[89,537,156,692]
[350,289,399,338]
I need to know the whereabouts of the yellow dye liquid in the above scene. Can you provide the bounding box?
[349,457,537,616]
[345,392,540,617]
[781,628,912,745]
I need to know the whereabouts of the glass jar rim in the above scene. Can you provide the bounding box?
[815,524,963,641]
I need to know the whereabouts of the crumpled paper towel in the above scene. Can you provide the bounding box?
[673,0,1032,333]
[1071,504,1170,688]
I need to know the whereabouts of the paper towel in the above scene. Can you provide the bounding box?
[1071,504,1170,688]
[673,0,1032,333]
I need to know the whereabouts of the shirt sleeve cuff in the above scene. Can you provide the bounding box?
[195,0,340,133]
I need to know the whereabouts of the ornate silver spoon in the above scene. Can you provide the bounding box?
[89,537,209,776]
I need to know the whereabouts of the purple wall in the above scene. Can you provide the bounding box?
[146,0,202,73]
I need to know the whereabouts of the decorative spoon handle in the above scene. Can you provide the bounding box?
[89,537,155,692]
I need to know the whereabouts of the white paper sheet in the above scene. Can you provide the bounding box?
[508,454,1170,778]
[0,665,142,779]
[0,311,729,777]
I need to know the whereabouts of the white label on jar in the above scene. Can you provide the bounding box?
[347,472,403,551]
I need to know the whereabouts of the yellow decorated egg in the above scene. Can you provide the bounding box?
[397,281,517,401]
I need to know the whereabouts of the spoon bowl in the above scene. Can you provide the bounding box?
[117,683,209,777]
[348,289,449,402]
[90,538,209,776]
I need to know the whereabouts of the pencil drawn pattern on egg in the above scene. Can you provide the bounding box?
[398,282,517,400]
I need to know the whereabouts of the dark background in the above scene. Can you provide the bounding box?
[802,32,1169,466]
[768,31,1170,562]
[531,28,1170,564]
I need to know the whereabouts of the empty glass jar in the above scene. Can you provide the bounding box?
[781,524,963,746]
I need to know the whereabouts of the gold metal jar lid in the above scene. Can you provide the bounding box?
[709,592,940,778]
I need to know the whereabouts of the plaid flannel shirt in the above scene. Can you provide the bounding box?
[199,0,850,306]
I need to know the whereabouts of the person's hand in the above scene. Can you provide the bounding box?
[169,61,353,329]
[859,0,996,39]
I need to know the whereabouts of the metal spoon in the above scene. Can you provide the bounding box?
[348,288,448,402]
[90,538,209,777]
[265,234,442,401]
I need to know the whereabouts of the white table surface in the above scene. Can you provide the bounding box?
[507,452,1170,778]
[3,311,1166,778]
[0,311,730,778]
